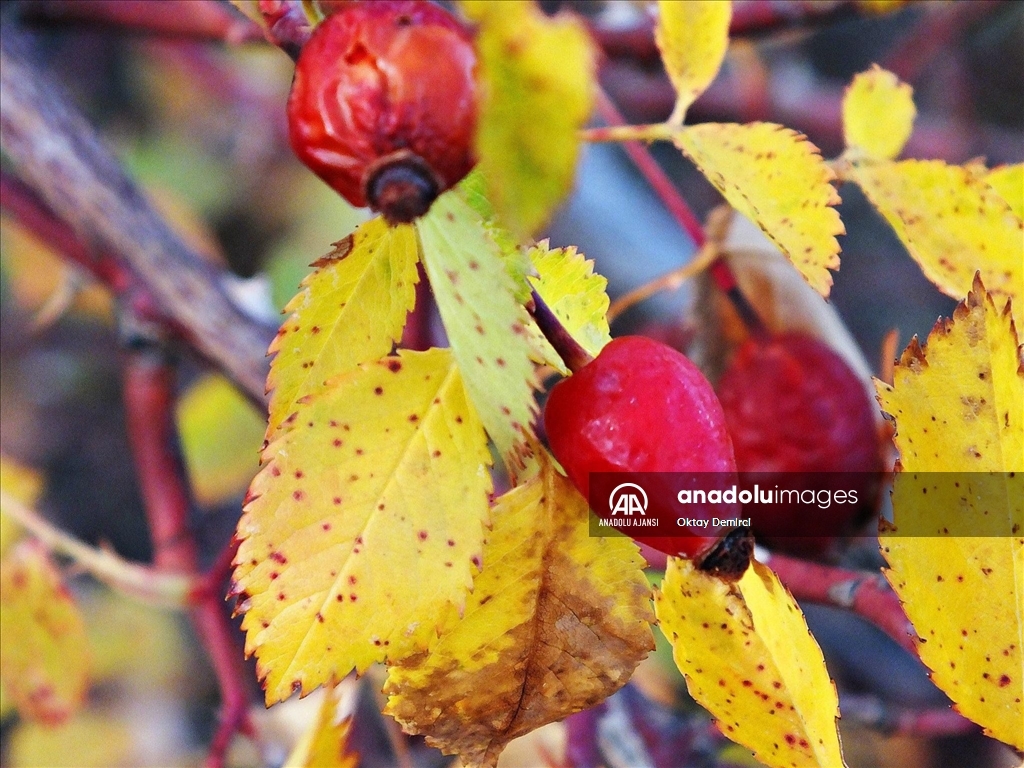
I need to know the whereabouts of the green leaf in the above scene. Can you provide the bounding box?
[266,217,419,436]
[234,349,492,703]
[473,0,596,238]
[418,191,539,472]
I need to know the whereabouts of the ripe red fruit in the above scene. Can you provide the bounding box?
[544,336,743,567]
[716,332,883,555]
[286,1,477,223]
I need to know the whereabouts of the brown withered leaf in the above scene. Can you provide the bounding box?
[383,458,654,767]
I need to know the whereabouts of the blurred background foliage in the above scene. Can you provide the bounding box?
[0,1,1021,766]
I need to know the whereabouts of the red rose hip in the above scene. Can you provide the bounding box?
[716,332,883,555]
[544,336,747,571]
[286,1,478,223]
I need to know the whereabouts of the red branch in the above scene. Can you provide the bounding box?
[19,0,264,44]
[121,343,254,768]
[765,552,919,657]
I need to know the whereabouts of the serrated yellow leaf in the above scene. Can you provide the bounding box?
[418,191,539,472]
[843,65,915,161]
[655,0,732,123]
[876,281,1024,749]
[266,217,419,436]
[284,684,357,768]
[384,459,653,767]
[674,123,844,296]
[177,374,265,506]
[473,1,596,238]
[0,456,43,558]
[234,349,491,703]
[0,541,91,726]
[654,558,843,768]
[525,241,611,373]
[987,164,1023,221]
[850,159,1024,327]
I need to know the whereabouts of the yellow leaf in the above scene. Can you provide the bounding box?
[418,191,539,472]
[849,159,1024,327]
[234,349,492,703]
[654,558,844,768]
[284,684,357,768]
[384,459,653,767]
[266,217,419,436]
[876,280,1024,749]
[0,456,43,558]
[0,541,91,726]
[525,241,611,373]
[674,123,844,296]
[473,0,596,237]
[986,164,1024,220]
[842,66,915,161]
[177,374,265,507]
[655,0,732,123]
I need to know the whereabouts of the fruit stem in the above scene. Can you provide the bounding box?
[528,289,594,373]
[592,88,770,338]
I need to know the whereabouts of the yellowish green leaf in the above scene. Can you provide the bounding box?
[855,0,910,13]
[177,374,265,507]
[0,456,43,559]
[525,241,611,373]
[7,711,136,768]
[986,164,1023,220]
[473,0,596,237]
[654,558,844,768]
[655,0,732,123]
[384,459,654,767]
[284,684,357,768]
[0,541,91,726]
[842,65,915,161]
[849,159,1023,327]
[266,217,419,436]
[876,280,1023,749]
[234,348,492,703]
[418,191,539,471]
[674,123,844,296]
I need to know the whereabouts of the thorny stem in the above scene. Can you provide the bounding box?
[121,338,255,768]
[528,289,594,374]
[589,89,768,337]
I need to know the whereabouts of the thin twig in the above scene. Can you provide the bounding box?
[607,243,719,322]
[0,490,194,607]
